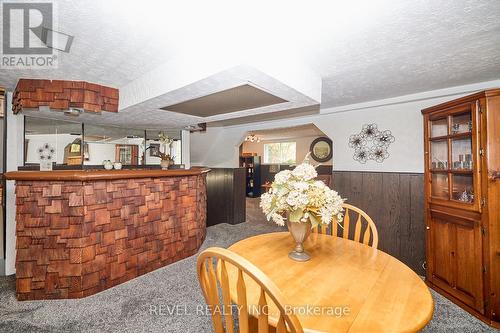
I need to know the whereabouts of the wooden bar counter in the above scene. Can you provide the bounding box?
[5,168,210,300]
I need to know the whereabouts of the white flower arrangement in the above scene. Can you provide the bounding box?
[156,132,174,161]
[260,155,345,227]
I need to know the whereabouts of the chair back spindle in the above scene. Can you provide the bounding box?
[313,203,378,248]
[197,247,304,333]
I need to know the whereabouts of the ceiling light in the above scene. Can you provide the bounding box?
[245,134,260,143]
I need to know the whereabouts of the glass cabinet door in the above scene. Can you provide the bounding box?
[431,173,449,199]
[451,174,474,203]
[451,113,472,135]
[427,107,477,206]
[430,140,448,170]
[451,138,473,171]
[430,118,448,138]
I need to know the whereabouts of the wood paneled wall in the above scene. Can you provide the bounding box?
[333,171,425,275]
[206,168,246,226]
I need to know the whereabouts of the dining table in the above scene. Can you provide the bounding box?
[226,232,434,333]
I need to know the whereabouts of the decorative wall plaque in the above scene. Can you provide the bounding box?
[349,124,395,164]
[38,143,55,171]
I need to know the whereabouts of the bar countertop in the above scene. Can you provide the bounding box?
[4,167,211,181]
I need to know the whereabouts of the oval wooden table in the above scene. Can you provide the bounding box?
[226,232,434,333]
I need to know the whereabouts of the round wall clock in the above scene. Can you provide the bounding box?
[310,137,333,162]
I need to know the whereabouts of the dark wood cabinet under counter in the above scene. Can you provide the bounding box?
[206,168,246,227]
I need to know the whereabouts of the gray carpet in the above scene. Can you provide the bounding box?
[0,199,497,332]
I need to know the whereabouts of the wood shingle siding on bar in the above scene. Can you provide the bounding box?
[14,174,207,300]
[12,79,119,114]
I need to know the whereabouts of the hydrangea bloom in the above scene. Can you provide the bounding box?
[260,156,345,228]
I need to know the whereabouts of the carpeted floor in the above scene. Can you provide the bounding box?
[0,199,497,332]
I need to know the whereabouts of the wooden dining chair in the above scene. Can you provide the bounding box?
[197,247,304,333]
[313,203,379,248]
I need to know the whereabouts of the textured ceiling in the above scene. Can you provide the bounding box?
[0,1,174,89]
[315,1,500,107]
[1,0,500,126]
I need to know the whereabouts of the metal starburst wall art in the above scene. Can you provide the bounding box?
[349,124,395,163]
[38,143,55,162]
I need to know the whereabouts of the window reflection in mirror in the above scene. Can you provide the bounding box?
[24,117,83,166]
[145,130,182,165]
[83,125,145,166]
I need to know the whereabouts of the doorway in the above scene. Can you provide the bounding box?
[239,124,333,225]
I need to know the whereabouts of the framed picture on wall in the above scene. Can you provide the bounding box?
[70,143,81,153]
[149,143,160,157]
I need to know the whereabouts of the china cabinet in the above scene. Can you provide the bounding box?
[422,89,500,327]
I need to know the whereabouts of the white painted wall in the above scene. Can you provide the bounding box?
[191,80,500,172]
[25,134,77,164]
[85,143,116,165]
[5,92,23,275]
[315,100,425,172]
[181,130,190,169]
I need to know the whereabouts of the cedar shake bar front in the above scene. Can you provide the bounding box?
[5,168,209,300]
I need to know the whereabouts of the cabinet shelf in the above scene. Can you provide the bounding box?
[430,132,472,141]
[429,169,473,174]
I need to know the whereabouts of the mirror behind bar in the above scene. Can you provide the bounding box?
[23,116,182,169]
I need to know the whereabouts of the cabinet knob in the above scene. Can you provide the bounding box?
[426,226,430,230]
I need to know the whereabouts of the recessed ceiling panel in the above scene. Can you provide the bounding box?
[161,84,287,117]
[206,105,320,127]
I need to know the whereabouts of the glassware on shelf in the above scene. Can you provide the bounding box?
[452,138,473,170]
[431,173,449,199]
[451,113,472,135]
[430,140,448,170]
[452,174,474,203]
[430,118,448,137]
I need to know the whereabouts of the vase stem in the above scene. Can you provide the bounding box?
[287,220,311,262]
